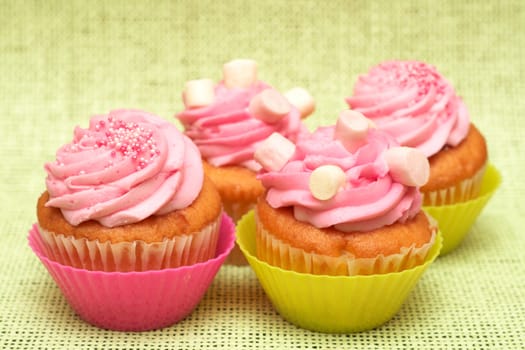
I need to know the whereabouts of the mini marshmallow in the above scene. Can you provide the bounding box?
[309,165,346,201]
[384,146,430,187]
[254,132,296,172]
[183,79,215,108]
[334,110,372,152]
[223,59,258,88]
[284,87,315,119]
[249,89,291,124]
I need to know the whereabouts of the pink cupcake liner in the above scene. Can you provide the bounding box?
[28,214,235,332]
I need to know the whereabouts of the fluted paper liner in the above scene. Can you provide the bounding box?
[27,214,235,331]
[256,212,437,276]
[423,163,501,255]
[422,164,487,206]
[237,211,442,333]
[38,214,222,272]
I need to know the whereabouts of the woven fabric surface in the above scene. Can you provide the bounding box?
[1,0,523,348]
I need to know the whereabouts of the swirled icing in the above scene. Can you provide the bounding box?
[346,61,470,157]
[257,127,422,232]
[177,82,307,171]
[45,109,203,227]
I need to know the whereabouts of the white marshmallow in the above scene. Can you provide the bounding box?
[183,79,215,108]
[309,165,346,201]
[254,132,296,172]
[249,89,291,124]
[384,146,430,187]
[334,110,372,152]
[284,87,315,119]
[223,59,257,88]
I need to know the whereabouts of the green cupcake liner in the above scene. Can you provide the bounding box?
[423,163,501,255]
[236,211,442,333]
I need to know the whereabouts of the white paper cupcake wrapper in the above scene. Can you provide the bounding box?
[422,164,486,206]
[38,214,222,272]
[255,212,438,276]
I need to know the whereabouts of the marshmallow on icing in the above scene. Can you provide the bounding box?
[223,59,258,88]
[384,146,430,187]
[249,89,291,124]
[183,79,215,108]
[334,110,373,152]
[284,87,315,119]
[254,132,296,172]
[309,165,347,201]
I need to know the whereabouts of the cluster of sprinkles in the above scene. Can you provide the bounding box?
[359,61,449,111]
[376,61,447,99]
[57,117,161,172]
[93,117,161,170]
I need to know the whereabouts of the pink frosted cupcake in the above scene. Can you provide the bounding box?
[346,60,487,206]
[345,61,500,254]
[31,109,236,331]
[253,110,438,276]
[233,111,442,332]
[176,59,314,264]
[37,109,223,272]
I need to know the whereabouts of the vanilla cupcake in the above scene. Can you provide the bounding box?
[234,111,441,332]
[37,109,223,272]
[176,59,314,264]
[253,110,437,275]
[346,61,500,253]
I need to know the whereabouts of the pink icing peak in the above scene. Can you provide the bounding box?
[257,125,423,233]
[346,60,470,157]
[45,109,204,228]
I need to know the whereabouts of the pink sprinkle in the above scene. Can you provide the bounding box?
[67,116,161,170]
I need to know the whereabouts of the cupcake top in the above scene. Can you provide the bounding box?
[254,110,430,232]
[346,60,470,157]
[176,59,312,171]
[44,109,203,228]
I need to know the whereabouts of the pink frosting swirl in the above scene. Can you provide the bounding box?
[176,81,308,171]
[258,127,422,232]
[44,109,204,228]
[346,61,470,157]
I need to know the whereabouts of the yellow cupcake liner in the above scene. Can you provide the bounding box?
[237,211,442,333]
[422,164,487,206]
[423,163,501,255]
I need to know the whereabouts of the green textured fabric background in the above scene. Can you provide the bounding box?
[1,0,523,348]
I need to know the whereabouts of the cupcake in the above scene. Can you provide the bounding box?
[37,109,223,272]
[176,59,314,264]
[346,61,500,253]
[31,109,235,331]
[254,110,437,275]
[235,111,441,332]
